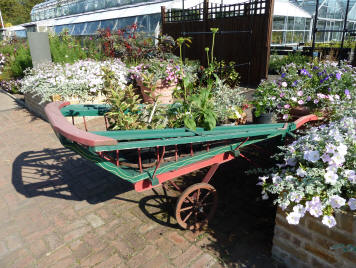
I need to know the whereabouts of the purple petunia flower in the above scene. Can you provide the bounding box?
[281,73,286,78]
[335,72,342,80]
[300,69,309,76]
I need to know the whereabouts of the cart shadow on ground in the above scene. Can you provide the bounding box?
[11,147,133,203]
[12,140,286,267]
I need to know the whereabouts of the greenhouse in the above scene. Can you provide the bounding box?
[26,0,356,44]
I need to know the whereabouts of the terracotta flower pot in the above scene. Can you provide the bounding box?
[137,79,176,104]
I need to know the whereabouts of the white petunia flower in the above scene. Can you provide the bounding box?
[296,167,307,177]
[329,195,346,209]
[303,150,320,163]
[345,170,356,184]
[348,198,356,210]
[306,196,323,217]
[324,171,338,185]
[286,211,301,225]
[322,215,337,228]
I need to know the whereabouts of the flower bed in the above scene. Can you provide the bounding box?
[20,59,127,103]
[253,61,356,121]
[259,117,355,228]
[255,114,356,267]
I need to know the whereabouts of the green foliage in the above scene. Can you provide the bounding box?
[252,80,279,117]
[103,67,168,130]
[0,0,42,25]
[9,45,32,78]
[49,32,87,63]
[212,78,247,123]
[103,68,145,130]
[188,87,216,130]
[0,39,32,80]
[168,86,217,130]
[176,37,192,64]
[269,52,310,74]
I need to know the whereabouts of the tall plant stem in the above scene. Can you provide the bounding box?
[211,32,216,64]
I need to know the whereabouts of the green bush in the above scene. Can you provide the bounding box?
[0,40,32,79]
[9,46,32,78]
[269,52,310,74]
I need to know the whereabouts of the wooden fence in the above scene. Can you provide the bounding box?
[161,0,275,85]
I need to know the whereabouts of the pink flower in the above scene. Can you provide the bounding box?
[298,100,304,105]
[297,91,303,96]
[284,104,290,109]
[283,114,288,120]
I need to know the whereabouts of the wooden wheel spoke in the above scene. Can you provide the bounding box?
[182,211,193,223]
[200,191,212,203]
[196,188,201,202]
[185,194,195,205]
[178,205,193,212]
[175,183,218,230]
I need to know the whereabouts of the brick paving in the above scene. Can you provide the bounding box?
[0,92,281,268]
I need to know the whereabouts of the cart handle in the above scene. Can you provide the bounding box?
[294,114,320,129]
[45,102,117,147]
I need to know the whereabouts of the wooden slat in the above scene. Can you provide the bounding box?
[161,0,274,86]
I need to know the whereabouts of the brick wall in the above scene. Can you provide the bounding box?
[272,208,356,268]
[24,93,51,121]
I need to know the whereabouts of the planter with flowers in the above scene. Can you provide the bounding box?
[253,60,355,122]
[256,115,356,267]
[20,59,127,120]
[130,57,182,104]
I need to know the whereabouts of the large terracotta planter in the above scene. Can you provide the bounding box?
[137,79,176,104]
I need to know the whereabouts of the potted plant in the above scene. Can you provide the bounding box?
[253,60,355,122]
[212,78,248,125]
[130,57,182,104]
[251,80,279,123]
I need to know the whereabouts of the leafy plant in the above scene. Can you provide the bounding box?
[168,86,217,130]
[212,78,248,123]
[269,52,310,74]
[188,87,217,130]
[103,68,144,130]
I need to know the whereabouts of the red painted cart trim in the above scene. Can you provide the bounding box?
[134,151,235,192]
[294,114,319,129]
[45,102,117,147]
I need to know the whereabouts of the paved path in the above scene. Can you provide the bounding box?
[0,92,280,268]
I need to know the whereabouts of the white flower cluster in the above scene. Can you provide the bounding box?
[258,116,356,228]
[20,59,127,103]
[0,53,6,75]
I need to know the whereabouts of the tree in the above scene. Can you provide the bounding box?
[0,0,43,26]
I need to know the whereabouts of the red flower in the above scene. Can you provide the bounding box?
[131,23,138,30]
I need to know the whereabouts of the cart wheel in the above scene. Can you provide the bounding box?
[175,183,218,230]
